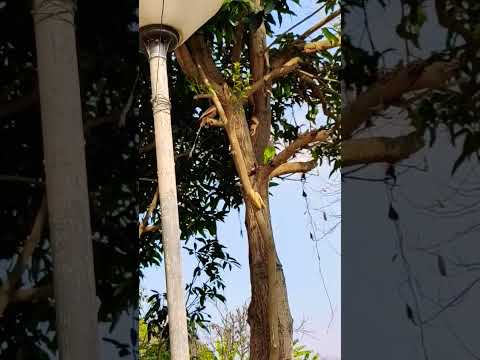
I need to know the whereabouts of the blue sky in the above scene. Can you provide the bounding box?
[141,1,341,358]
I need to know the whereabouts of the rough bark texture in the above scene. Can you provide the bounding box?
[32,0,99,359]
[245,194,293,360]
[246,3,294,357]
[249,20,272,163]
[223,100,293,360]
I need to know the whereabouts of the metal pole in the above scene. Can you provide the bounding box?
[145,38,190,360]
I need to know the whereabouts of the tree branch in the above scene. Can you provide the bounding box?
[342,59,458,139]
[139,186,159,237]
[269,129,330,170]
[304,38,340,53]
[189,34,226,86]
[342,132,425,166]
[269,8,340,69]
[175,44,200,82]
[300,9,341,39]
[118,68,139,127]
[200,117,225,128]
[244,57,301,100]
[248,17,272,163]
[230,23,246,64]
[270,159,318,178]
[10,285,53,304]
[0,195,47,316]
[197,64,265,210]
[298,73,336,119]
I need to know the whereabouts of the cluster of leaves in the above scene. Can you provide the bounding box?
[230,62,252,97]
[292,340,321,360]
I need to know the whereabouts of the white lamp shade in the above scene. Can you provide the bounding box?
[140,0,224,47]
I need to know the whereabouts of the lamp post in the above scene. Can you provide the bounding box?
[139,1,223,359]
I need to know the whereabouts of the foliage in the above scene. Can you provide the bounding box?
[139,319,170,360]
[201,304,250,360]
[292,340,320,360]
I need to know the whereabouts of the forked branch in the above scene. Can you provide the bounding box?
[197,64,265,210]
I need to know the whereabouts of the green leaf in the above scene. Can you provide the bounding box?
[263,145,276,164]
[321,28,338,43]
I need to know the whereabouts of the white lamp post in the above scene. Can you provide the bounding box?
[139,1,223,359]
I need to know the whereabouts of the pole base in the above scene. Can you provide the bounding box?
[140,25,180,54]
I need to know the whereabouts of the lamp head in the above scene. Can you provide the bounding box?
[139,0,224,50]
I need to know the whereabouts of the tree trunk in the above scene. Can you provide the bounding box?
[32,1,99,359]
[245,197,294,360]
[222,101,293,360]
[245,3,294,357]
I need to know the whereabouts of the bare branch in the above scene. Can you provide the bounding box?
[269,129,330,170]
[193,94,212,100]
[139,186,159,237]
[342,132,425,166]
[300,9,341,39]
[118,68,139,127]
[304,38,340,53]
[342,59,458,139]
[270,159,318,178]
[189,34,226,86]
[142,225,161,234]
[230,23,245,64]
[11,285,53,304]
[244,57,301,100]
[175,44,200,81]
[200,117,225,128]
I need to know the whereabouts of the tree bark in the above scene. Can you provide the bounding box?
[246,5,294,357]
[245,196,293,360]
[222,101,293,360]
[32,1,99,359]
